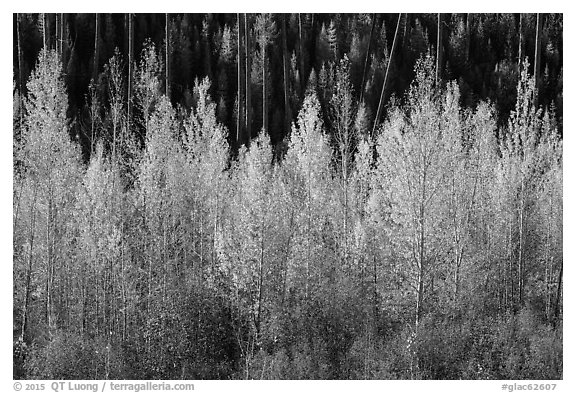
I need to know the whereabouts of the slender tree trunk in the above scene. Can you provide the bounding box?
[81,270,86,337]
[21,184,39,342]
[93,13,100,82]
[281,15,291,136]
[17,13,24,92]
[256,222,265,339]
[553,264,562,328]
[465,13,471,63]
[359,14,376,105]
[402,13,411,52]
[17,13,24,128]
[436,13,443,84]
[342,153,349,268]
[518,14,523,66]
[534,13,543,107]
[518,184,525,307]
[46,194,54,336]
[245,14,251,145]
[298,14,305,91]
[545,188,553,322]
[262,43,267,134]
[55,14,60,58]
[127,13,134,132]
[508,210,515,311]
[61,14,67,67]
[166,13,171,100]
[237,13,245,147]
[416,181,426,328]
[281,211,294,306]
[60,13,65,59]
[42,13,49,50]
[372,13,402,136]
[372,255,378,335]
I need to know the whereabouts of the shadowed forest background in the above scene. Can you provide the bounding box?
[13,13,562,380]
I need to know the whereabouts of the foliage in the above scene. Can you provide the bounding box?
[13,23,562,380]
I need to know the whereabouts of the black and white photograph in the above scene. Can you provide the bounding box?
[11,6,565,384]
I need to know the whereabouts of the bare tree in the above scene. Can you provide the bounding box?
[166,13,171,100]
[534,13,543,107]
[93,13,100,82]
[372,13,402,136]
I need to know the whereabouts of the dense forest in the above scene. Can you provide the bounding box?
[13,13,562,380]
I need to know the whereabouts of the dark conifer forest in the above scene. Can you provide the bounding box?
[13,13,562,380]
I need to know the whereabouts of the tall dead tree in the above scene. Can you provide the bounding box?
[255,14,276,135]
[60,14,67,67]
[281,14,291,135]
[166,13,171,100]
[436,13,443,84]
[55,14,60,58]
[93,13,100,82]
[534,13,543,107]
[245,13,252,145]
[372,13,402,136]
[465,13,471,63]
[518,13,524,66]
[298,14,305,92]
[16,14,24,96]
[359,14,377,105]
[127,13,134,132]
[42,13,49,50]
[60,13,65,60]
[237,13,245,147]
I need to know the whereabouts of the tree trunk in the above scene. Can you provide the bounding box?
[518,183,525,307]
[402,13,411,53]
[21,184,39,342]
[298,14,305,91]
[518,14,523,66]
[281,15,291,136]
[16,13,24,129]
[60,13,65,60]
[237,13,245,147]
[256,223,265,339]
[372,255,379,335]
[416,182,426,328]
[46,195,54,336]
[61,14,67,67]
[166,13,171,100]
[436,13,443,84]
[42,13,49,50]
[359,13,376,105]
[553,264,562,328]
[534,13,543,107]
[245,14,251,145]
[372,13,402,136]
[262,43,267,134]
[93,13,100,82]
[465,14,471,63]
[508,209,515,311]
[127,13,134,132]
[55,14,60,58]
